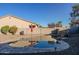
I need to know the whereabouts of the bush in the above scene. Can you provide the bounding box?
[9,26,18,35]
[20,31,24,35]
[1,25,9,34]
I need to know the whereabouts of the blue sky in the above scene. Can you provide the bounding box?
[0,3,73,26]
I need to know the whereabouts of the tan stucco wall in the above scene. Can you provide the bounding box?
[0,16,38,29]
[16,28,53,34]
[0,15,68,35]
[16,27,68,35]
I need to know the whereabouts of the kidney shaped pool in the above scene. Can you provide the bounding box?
[0,40,70,54]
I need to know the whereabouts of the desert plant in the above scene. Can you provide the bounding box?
[9,26,18,35]
[20,31,24,35]
[1,25,9,35]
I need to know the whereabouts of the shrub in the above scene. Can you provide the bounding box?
[1,25,9,35]
[20,31,24,35]
[9,26,18,35]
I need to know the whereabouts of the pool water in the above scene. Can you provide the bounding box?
[0,41,70,53]
[33,41,55,48]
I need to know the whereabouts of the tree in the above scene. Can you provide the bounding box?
[70,5,79,27]
[9,26,18,35]
[1,25,9,35]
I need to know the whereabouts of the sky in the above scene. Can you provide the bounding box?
[0,3,73,26]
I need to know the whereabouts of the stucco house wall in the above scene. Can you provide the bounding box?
[0,15,68,35]
[0,15,38,29]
